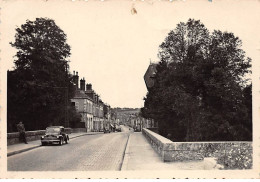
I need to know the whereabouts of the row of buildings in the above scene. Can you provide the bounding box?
[127,114,157,131]
[70,71,114,132]
[70,61,157,132]
[115,108,157,131]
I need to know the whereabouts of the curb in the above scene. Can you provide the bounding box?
[7,145,42,157]
[120,132,132,171]
[7,132,103,157]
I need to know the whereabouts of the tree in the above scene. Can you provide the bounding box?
[7,18,76,132]
[142,19,251,141]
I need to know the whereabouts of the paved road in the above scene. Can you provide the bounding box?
[8,125,131,171]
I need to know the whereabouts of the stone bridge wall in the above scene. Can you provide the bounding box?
[142,128,252,169]
[71,128,87,133]
[7,130,46,145]
[146,127,159,134]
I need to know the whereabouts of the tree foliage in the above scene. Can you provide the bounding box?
[142,19,252,141]
[7,18,80,132]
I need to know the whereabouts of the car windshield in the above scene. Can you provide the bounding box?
[46,128,60,134]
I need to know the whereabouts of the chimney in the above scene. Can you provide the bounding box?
[97,95,99,104]
[93,94,96,103]
[80,78,86,91]
[72,70,79,89]
[86,84,92,91]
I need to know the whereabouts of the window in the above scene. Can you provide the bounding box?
[75,102,79,110]
[46,128,60,134]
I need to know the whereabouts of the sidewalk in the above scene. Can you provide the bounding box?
[121,132,220,170]
[7,132,103,157]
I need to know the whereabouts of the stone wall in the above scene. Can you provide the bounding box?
[146,127,159,134]
[142,128,252,169]
[8,128,73,145]
[71,128,87,133]
[7,130,46,145]
[202,142,252,169]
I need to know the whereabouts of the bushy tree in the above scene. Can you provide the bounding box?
[142,19,251,141]
[7,18,79,132]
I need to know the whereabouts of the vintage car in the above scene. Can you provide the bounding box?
[115,124,121,132]
[103,126,111,133]
[134,125,141,132]
[110,124,116,132]
[41,126,69,146]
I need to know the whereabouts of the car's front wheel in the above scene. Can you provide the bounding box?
[59,138,63,146]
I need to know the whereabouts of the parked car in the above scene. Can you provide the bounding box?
[41,126,69,146]
[104,126,110,133]
[111,124,116,132]
[115,124,121,132]
[134,125,141,132]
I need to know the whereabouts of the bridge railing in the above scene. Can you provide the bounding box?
[142,128,252,169]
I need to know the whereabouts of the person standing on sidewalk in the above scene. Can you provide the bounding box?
[17,122,28,144]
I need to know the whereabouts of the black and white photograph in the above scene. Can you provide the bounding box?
[0,0,259,179]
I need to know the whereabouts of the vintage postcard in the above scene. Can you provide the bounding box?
[0,0,259,179]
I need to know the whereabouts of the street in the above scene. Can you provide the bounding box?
[8,126,131,171]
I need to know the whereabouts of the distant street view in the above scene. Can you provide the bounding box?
[7,18,252,171]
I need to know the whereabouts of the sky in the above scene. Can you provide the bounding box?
[1,0,260,108]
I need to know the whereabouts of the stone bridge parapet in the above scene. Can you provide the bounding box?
[142,128,252,169]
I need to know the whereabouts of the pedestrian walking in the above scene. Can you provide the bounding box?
[17,121,28,144]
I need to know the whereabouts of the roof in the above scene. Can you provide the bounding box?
[73,90,94,101]
[144,63,158,89]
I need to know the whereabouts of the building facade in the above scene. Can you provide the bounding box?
[71,89,94,132]
[127,115,156,131]
[71,71,107,132]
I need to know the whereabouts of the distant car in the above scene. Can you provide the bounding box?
[41,126,69,146]
[111,124,116,132]
[134,128,140,132]
[104,126,110,133]
[134,125,141,132]
[115,124,121,132]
